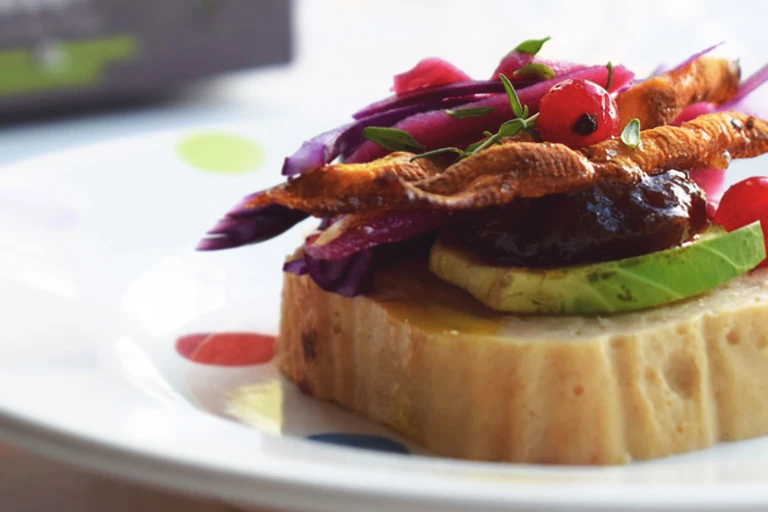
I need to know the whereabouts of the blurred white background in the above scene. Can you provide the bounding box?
[2,2,768,510]
[0,0,766,165]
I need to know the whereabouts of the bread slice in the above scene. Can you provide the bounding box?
[277,259,768,465]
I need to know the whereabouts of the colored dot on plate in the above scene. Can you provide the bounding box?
[0,187,78,230]
[307,433,410,454]
[176,132,263,173]
[175,332,275,366]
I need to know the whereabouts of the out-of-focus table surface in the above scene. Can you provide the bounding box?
[0,445,280,512]
[2,0,768,510]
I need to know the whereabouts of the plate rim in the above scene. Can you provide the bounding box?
[6,402,768,512]
[3,128,768,512]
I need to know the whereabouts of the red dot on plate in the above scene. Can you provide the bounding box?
[175,332,276,366]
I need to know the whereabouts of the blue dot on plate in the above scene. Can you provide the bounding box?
[307,433,410,454]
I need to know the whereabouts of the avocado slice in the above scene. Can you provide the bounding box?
[429,222,766,315]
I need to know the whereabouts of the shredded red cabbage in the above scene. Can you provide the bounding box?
[706,197,720,220]
[197,203,308,251]
[282,97,474,177]
[647,64,667,78]
[673,102,719,126]
[346,64,634,164]
[282,257,309,276]
[490,51,533,79]
[279,125,349,178]
[353,80,510,120]
[304,210,448,260]
[284,249,374,297]
[352,57,584,122]
[691,168,727,202]
[392,57,472,95]
[729,63,768,104]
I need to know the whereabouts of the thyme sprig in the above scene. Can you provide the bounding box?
[411,73,538,163]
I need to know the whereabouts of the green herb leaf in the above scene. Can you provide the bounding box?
[513,36,552,56]
[499,73,523,118]
[513,62,555,80]
[498,119,526,138]
[363,127,425,152]
[605,61,614,90]
[620,118,641,148]
[410,147,465,162]
[445,106,494,119]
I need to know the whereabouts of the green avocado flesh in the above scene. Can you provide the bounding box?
[428,222,766,315]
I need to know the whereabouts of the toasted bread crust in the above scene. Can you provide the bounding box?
[277,263,768,465]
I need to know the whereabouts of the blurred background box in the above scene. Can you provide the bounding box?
[0,0,292,117]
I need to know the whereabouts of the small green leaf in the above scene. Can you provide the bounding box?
[513,62,555,80]
[363,127,425,152]
[513,36,552,56]
[445,106,494,119]
[620,118,641,148]
[605,61,614,90]
[498,119,526,138]
[410,147,465,162]
[499,73,523,118]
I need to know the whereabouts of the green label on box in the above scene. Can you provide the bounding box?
[0,36,138,96]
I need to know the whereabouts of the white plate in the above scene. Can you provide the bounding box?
[2,119,768,512]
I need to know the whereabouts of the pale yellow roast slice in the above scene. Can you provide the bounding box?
[277,259,768,465]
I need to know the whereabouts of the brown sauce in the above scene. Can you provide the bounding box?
[447,170,708,267]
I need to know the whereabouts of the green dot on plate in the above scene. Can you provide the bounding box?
[177,132,263,173]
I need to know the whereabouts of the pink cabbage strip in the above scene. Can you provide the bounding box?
[491,51,586,80]
[728,62,768,105]
[354,55,585,120]
[281,97,471,177]
[353,80,510,120]
[392,57,472,94]
[346,64,634,164]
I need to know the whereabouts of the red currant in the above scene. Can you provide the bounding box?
[536,79,620,149]
[714,176,768,268]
